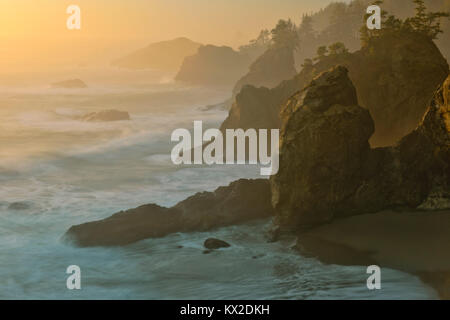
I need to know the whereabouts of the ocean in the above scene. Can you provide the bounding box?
[0,67,438,299]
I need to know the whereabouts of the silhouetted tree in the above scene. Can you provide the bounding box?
[314,46,329,61]
[360,0,449,45]
[298,14,316,40]
[301,58,314,69]
[271,19,300,51]
[328,42,349,55]
[239,29,272,59]
[404,0,449,39]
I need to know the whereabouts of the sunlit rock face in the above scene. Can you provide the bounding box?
[271,67,450,230]
[271,66,374,228]
[222,31,449,147]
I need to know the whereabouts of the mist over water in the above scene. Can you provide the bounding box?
[0,67,438,299]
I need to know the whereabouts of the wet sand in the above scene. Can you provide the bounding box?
[296,210,450,299]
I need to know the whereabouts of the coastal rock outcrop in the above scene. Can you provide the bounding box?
[65,179,273,247]
[111,37,202,71]
[232,46,297,97]
[221,31,449,147]
[271,66,450,230]
[175,45,252,86]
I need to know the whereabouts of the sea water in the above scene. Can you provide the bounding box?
[0,67,438,299]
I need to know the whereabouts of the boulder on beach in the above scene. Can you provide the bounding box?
[204,238,231,250]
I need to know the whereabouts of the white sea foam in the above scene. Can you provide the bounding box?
[0,68,438,300]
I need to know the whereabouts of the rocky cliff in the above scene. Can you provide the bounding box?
[64,179,273,247]
[222,31,449,147]
[271,66,450,230]
[232,46,297,98]
[111,37,201,71]
[175,45,252,86]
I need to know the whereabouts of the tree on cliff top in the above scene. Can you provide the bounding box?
[404,0,450,39]
[328,42,349,55]
[271,19,300,51]
[360,0,450,45]
[298,14,316,40]
[239,29,272,59]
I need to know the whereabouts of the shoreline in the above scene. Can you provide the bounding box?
[295,210,450,299]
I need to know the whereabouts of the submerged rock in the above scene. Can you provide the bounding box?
[271,67,450,230]
[204,238,231,250]
[81,110,130,122]
[51,79,87,89]
[8,202,31,211]
[64,179,273,247]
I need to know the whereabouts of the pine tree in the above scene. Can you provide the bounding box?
[405,0,450,39]
[298,14,315,40]
[314,46,328,61]
[328,42,349,55]
[271,19,300,51]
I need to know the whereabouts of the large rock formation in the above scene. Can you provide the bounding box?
[65,179,273,247]
[175,45,252,86]
[111,37,202,71]
[271,66,450,230]
[232,46,297,98]
[222,31,449,147]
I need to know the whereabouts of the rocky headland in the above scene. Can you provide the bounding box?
[64,29,450,298]
[271,66,450,298]
[111,37,202,71]
[175,45,253,86]
[232,46,297,98]
[221,31,449,147]
[64,179,273,247]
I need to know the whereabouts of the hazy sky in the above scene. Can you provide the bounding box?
[0,0,346,72]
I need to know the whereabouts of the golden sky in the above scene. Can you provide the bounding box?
[0,0,341,72]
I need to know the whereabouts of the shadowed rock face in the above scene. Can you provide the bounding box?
[175,45,251,86]
[64,179,273,247]
[271,66,450,230]
[232,46,297,98]
[111,37,202,71]
[271,66,375,228]
[222,31,449,147]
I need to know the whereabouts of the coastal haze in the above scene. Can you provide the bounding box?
[0,0,345,73]
[0,0,449,300]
